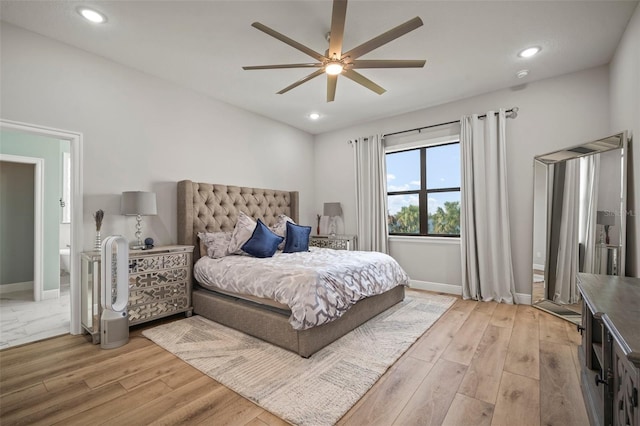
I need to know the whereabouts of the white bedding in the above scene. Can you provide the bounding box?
[193,247,410,330]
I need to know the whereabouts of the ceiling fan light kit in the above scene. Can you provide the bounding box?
[243,0,426,102]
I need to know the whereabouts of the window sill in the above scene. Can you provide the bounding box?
[388,235,461,245]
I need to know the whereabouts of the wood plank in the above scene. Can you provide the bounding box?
[516,304,540,323]
[451,298,478,314]
[151,384,242,424]
[58,379,172,425]
[118,356,187,390]
[538,311,570,344]
[1,381,91,422]
[564,320,582,345]
[441,393,494,426]
[393,358,467,426]
[0,334,86,367]
[193,394,264,425]
[441,311,491,365]
[473,301,498,316]
[0,382,48,412]
[0,336,150,395]
[491,371,540,426]
[8,382,126,426]
[159,361,207,390]
[489,303,517,329]
[539,340,589,426]
[459,325,511,404]
[255,410,291,426]
[83,348,175,389]
[338,356,434,425]
[504,313,540,380]
[406,307,471,363]
[105,376,217,424]
[43,343,162,391]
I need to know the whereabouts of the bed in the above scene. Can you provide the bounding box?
[177,180,406,357]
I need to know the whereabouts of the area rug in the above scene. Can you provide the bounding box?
[143,293,456,426]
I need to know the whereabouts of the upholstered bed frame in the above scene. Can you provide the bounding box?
[177,180,405,357]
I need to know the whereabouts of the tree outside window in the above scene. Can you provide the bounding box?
[386,142,460,237]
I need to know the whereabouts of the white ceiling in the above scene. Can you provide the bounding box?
[1,1,637,134]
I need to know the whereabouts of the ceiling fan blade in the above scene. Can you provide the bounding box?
[328,0,348,59]
[327,74,338,102]
[342,17,423,60]
[350,59,426,69]
[277,69,325,94]
[243,63,323,70]
[252,22,326,62]
[342,69,386,95]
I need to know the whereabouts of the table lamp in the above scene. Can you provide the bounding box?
[323,202,342,236]
[596,210,615,245]
[121,191,157,249]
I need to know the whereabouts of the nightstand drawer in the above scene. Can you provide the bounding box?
[129,252,189,273]
[310,234,357,250]
[128,296,190,325]
[129,268,189,289]
[129,282,188,305]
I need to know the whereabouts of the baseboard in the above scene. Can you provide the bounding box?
[0,281,33,294]
[42,288,60,300]
[409,279,462,296]
[410,280,532,305]
[533,263,545,271]
[515,292,532,305]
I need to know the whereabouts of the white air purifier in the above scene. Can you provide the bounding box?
[100,235,129,349]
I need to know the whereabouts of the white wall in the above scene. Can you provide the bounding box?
[0,23,315,250]
[314,66,611,296]
[610,2,640,277]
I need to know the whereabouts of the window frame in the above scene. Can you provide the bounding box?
[386,136,461,238]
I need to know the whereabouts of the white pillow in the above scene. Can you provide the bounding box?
[227,211,257,254]
[271,214,296,250]
[197,231,233,259]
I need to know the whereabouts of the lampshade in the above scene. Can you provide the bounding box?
[596,211,615,226]
[323,202,342,217]
[121,191,157,216]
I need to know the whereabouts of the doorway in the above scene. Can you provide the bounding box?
[0,119,83,346]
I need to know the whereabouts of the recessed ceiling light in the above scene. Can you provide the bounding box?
[309,113,320,120]
[518,47,541,58]
[516,69,529,79]
[77,7,107,24]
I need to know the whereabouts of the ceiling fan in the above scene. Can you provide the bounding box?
[242,0,426,102]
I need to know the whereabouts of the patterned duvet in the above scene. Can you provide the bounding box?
[193,247,410,330]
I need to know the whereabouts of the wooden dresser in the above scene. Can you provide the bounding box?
[578,273,640,426]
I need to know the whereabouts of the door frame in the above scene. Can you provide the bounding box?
[0,119,84,334]
[0,154,44,301]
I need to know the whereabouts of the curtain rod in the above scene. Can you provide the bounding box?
[383,107,519,138]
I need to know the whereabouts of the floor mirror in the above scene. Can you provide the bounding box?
[531,132,628,324]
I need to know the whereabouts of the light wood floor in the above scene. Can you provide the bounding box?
[0,290,589,425]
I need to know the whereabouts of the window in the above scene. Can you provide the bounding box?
[386,141,461,236]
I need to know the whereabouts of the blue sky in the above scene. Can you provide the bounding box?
[386,144,460,215]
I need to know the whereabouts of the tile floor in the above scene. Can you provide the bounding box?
[0,275,70,349]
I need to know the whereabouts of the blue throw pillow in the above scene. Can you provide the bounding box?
[242,219,284,258]
[283,221,312,253]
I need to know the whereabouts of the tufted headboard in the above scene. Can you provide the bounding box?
[177,180,299,260]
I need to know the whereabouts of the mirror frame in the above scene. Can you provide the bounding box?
[531,131,628,323]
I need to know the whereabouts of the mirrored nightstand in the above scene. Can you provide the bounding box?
[309,234,357,251]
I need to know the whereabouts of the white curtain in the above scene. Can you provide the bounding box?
[553,160,580,304]
[579,155,600,273]
[352,135,389,253]
[460,110,516,303]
